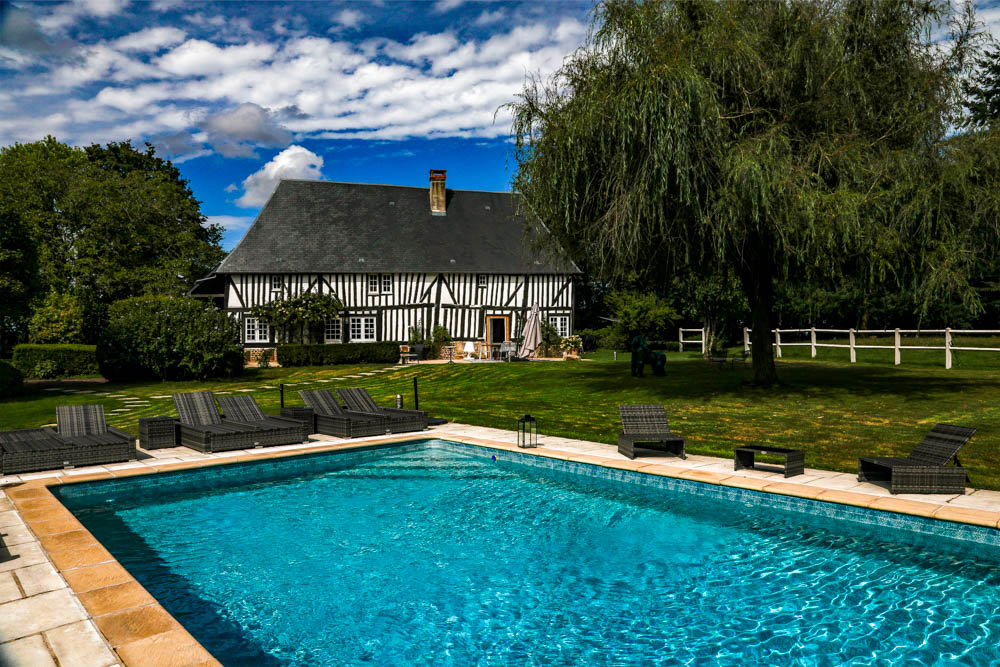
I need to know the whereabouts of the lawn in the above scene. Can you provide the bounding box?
[2,351,999,489]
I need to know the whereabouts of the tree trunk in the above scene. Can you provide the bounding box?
[736,234,779,386]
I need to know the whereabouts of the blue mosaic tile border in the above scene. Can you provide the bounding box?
[51,437,1000,556]
[447,441,1000,555]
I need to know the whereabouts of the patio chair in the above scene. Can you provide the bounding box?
[0,405,136,475]
[299,390,389,438]
[337,388,428,433]
[216,395,308,447]
[857,423,977,494]
[618,404,686,460]
[173,392,261,453]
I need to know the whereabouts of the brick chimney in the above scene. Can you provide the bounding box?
[429,169,446,215]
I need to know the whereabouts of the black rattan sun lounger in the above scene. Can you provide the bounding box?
[858,423,976,494]
[216,395,308,446]
[617,404,686,460]
[337,388,428,434]
[299,390,389,438]
[173,392,261,453]
[0,406,136,475]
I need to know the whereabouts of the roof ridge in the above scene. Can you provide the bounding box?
[277,178,513,195]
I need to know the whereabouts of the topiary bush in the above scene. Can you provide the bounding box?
[97,296,243,381]
[0,360,23,397]
[277,343,399,366]
[12,344,100,378]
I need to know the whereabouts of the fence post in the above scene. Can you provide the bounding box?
[894,328,901,365]
[678,327,683,353]
[810,327,816,358]
[849,328,856,363]
[775,329,782,359]
[743,327,750,353]
[701,328,706,355]
[945,328,952,370]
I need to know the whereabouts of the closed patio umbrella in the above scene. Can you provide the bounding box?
[518,303,542,359]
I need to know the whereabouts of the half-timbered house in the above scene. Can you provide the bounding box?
[190,170,579,350]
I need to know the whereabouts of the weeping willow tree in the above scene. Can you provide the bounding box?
[509,0,1000,385]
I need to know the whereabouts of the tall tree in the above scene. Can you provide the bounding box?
[0,137,226,342]
[508,0,1000,385]
[964,43,1000,128]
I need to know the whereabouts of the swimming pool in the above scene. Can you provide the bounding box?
[55,439,1000,665]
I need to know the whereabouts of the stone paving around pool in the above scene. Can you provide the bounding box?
[3,421,1000,665]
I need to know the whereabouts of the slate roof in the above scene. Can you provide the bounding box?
[215,179,579,275]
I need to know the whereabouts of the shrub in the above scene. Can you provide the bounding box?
[538,320,562,357]
[277,343,399,366]
[431,326,452,358]
[97,296,243,381]
[607,290,679,344]
[0,360,23,398]
[12,344,100,378]
[251,292,343,344]
[577,326,627,351]
[28,290,87,344]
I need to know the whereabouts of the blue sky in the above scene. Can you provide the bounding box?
[0,0,592,248]
[2,0,999,250]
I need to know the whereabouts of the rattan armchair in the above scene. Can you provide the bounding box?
[337,388,428,434]
[858,423,976,494]
[617,404,686,460]
[299,390,389,438]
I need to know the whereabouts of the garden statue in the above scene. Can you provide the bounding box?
[630,335,667,377]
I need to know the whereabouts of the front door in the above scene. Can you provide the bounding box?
[488,317,507,344]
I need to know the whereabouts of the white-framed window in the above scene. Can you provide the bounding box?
[548,315,570,338]
[350,316,376,342]
[324,317,342,343]
[270,275,282,291]
[368,274,392,294]
[245,317,269,343]
[476,274,488,288]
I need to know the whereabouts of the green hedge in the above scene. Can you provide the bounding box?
[98,296,243,381]
[12,344,100,379]
[277,343,399,366]
[0,360,23,397]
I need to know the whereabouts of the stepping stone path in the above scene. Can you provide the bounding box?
[42,388,62,392]
[151,395,171,399]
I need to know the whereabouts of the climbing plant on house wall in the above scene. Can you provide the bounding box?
[251,292,343,344]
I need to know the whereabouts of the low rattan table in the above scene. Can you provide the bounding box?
[734,445,805,478]
[139,417,178,450]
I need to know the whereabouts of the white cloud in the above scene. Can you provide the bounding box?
[236,145,323,208]
[331,8,368,31]
[157,39,276,76]
[475,9,506,26]
[112,26,186,52]
[38,0,131,33]
[200,102,293,157]
[206,214,254,231]
[433,0,466,13]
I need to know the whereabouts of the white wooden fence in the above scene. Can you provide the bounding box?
[678,328,706,354]
[743,327,1000,369]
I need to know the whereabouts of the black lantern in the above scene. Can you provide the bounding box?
[517,414,538,448]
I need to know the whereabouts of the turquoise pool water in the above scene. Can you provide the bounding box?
[57,441,1000,665]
